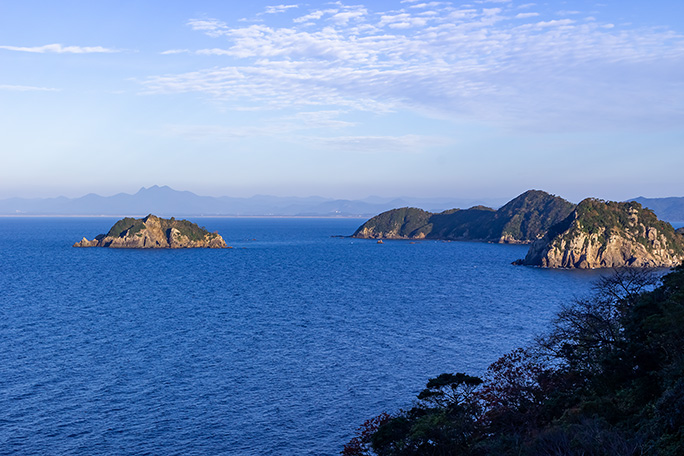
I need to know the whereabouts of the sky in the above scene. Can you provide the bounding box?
[1,0,683,203]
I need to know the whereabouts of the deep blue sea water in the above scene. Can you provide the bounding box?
[0,217,610,455]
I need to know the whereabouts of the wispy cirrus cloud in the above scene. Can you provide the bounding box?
[293,10,326,24]
[263,4,300,15]
[312,134,447,154]
[142,2,684,131]
[0,43,118,53]
[0,84,60,91]
[187,18,229,37]
[161,49,190,55]
[160,110,356,143]
[164,121,443,155]
[378,12,429,28]
[406,2,448,9]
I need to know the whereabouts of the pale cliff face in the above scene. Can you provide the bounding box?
[538,230,681,269]
[74,215,228,249]
[106,216,170,248]
[355,226,427,240]
[524,206,684,269]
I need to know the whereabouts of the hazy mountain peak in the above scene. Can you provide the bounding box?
[138,185,173,193]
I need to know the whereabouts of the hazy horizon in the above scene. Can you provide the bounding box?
[2,185,682,213]
[1,1,683,201]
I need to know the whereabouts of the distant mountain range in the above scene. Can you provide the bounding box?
[0,185,503,217]
[2,186,682,220]
[630,196,684,222]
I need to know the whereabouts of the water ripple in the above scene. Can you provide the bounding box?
[0,217,603,455]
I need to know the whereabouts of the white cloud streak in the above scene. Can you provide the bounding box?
[161,49,190,55]
[187,18,229,37]
[144,2,684,131]
[0,43,118,53]
[0,84,60,91]
[161,110,355,141]
[294,10,326,23]
[515,12,539,19]
[313,134,446,153]
[163,122,441,154]
[264,4,300,14]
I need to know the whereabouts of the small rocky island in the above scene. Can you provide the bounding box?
[73,214,228,249]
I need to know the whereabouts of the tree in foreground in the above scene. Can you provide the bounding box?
[342,374,482,456]
[343,266,684,455]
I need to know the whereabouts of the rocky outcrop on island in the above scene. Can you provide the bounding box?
[519,199,684,268]
[352,190,575,244]
[73,214,228,249]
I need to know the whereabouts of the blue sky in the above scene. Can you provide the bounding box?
[1,0,683,202]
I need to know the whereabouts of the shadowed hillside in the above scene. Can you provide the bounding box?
[353,190,575,244]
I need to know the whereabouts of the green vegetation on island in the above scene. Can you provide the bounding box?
[521,199,684,268]
[74,214,228,249]
[343,266,684,455]
[106,217,146,238]
[106,215,215,242]
[354,190,684,269]
[353,207,434,239]
[353,190,575,244]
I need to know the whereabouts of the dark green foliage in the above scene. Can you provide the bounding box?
[573,199,636,235]
[345,266,684,455]
[161,218,215,241]
[524,199,684,266]
[352,190,574,243]
[496,190,575,241]
[343,373,483,456]
[106,217,145,237]
[352,207,433,238]
[561,199,684,255]
[417,373,483,408]
[429,206,496,240]
[343,414,394,456]
[538,269,657,375]
[105,214,216,241]
[436,190,573,242]
[530,419,644,456]
[371,406,479,456]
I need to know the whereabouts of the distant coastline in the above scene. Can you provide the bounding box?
[0,185,499,218]
[2,185,683,224]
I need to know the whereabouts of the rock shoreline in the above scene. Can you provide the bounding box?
[519,199,684,269]
[352,191,684,269]
[73,214,228,249]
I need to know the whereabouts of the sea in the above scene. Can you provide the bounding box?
[0,217,617,455]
